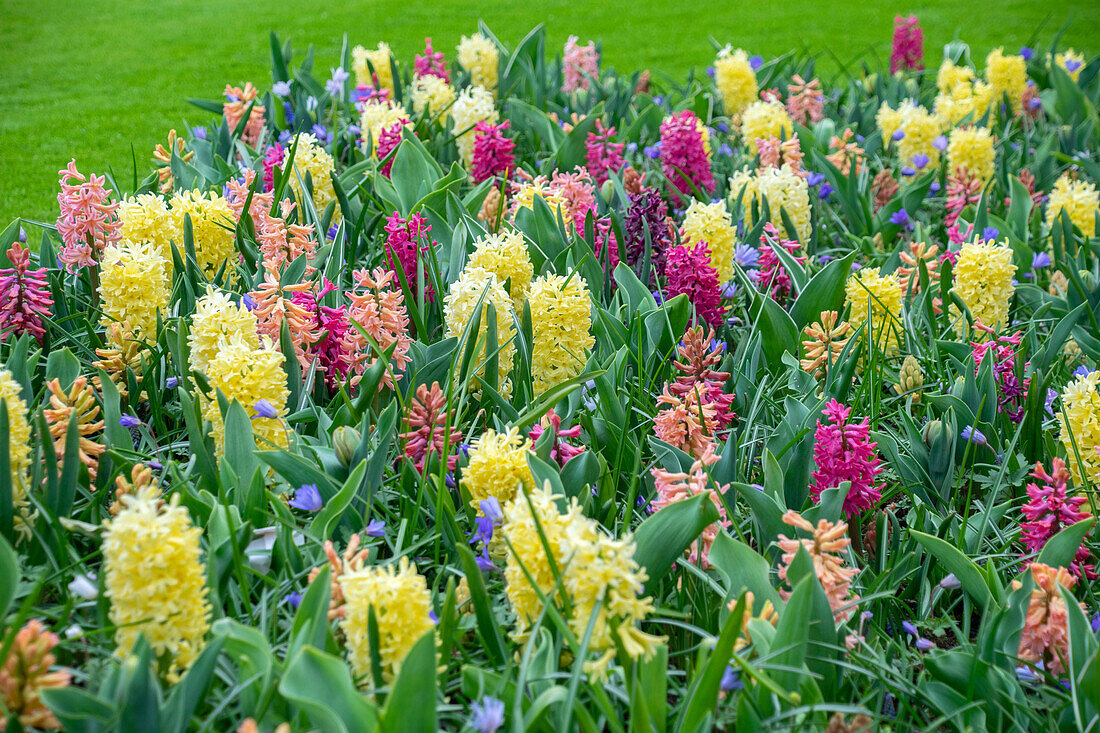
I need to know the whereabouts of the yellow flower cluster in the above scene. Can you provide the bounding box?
[199,334,289,455]
[286,133,338,220]
[188,287,259,375]
[351,42,394,91]
[844,268,903,356]
[359,99,409,157]
[103,485,211,683]
[876,100,943,167]
[99,240,170,342]
[947,126,996,182]
[1055,50,1085,81]
[509,180,571,226]
[933,60,978,126]
[933,50,1028,122]
[0,369,31,536]
[452,86,498,167]
[463,427,533,510]
[1046,173,1099,238]
[410,75,457,120]
[456,33,499,95]
[714,46,757,116]
[466,230,534,307]
[730,164,811,243]
[118,193,176,270]
[503,482,663,678]
[339,556,435,683]
[984,48,1028,112]
[741,100,793,155]
[528,274,594,396]
[169,190,236,279]
[680,199,737,283]
[951,239,1016,335]
[1057,370,1100,486]
[443,265,515,397]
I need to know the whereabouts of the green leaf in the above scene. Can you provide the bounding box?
[751,294,798,370]
[789,251,857,329]
[289,565,333,658]
[0,534,17,619]
[310,460,367,541]
[910,530,996,609]
[162,636,226,733]
[280,646,379,733]
[40,687,115,732]
[676,595,747,733]
[708,532,783,609]
[1036,518,1095,569]
[382,631,437,732]
[633,493,720,593]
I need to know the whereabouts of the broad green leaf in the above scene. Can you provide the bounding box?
[633,492,720,593]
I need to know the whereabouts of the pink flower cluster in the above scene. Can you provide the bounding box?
[584,120,624,185]
[890,15,924,73]
[659,111,714,201]
[263,144,286,191]
[384,211,436,303]
[1020,458,1095,579]
[377,122,407,178]
[528,410,585,466]
[0,242,54,344]
[651,444,730,568]
[810,399,883,518]
[414,37,449,81]
[970,329,1030,422]
[665,242,726,327]
[563,36,599,93]
[754,223,805,304]
[670,326,736,428]
[56,159,120,271]
[470,120,516,183]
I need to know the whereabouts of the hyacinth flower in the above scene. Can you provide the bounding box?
[844,267,904,356]
[890,15,924,73]
[401,381,462,472]
[308,534,372,624]
[0,242,53,344]
[585,120,625,185]
[43,377,105,482]
[470,120,516,183]
[248,271,320,367]
[777,510,860,624]
[669,326,736,428]
[1057,369,1100,487]
[895,241,940,295]
[659,110,714,201]
[951,239,1016,337]
[340,267,413,389]
[945,168,983,229]
[563,35,599,93]
[0,619,71,730]
[680,199,736,284]
[223,82,266,146]
[151,129,193,193]
[414,37,449,81]
[528,273,595,396]
[786,74,824,125]
[1020,458,1095,579]
[462,427,533,512]
[651,444,730,568]
[56,159,121,271]
[384,211,436,302]
[262,143,285,190]
[810,399,883,518]
[528,409,585,466]
[754,223,805,304]
[1,369,32,537]
[801,311,852,383]
[199,334,290,456]
[665,242,727,328]
[970,329,1030,422]
[653,384,719,460]
[103,484,211,682]
[623,186,671,281]
[1016,563,1083,676]
[827,128,865,176]
[98,239,171,343]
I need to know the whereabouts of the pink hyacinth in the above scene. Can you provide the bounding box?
[1021,458,1095,579]
[659,111,714,202]
[56,159,120,271]
[970,329,1030,423]
[0,242,54,344]
[651,444,730,568]
[376,121,407,178]
[414,37,449,82]
[563,35,599,93]
[263,144,286,191]
[810,399,883,518]
[470,120,516,183]
[528,410,585,466]
[945,169,982,230]
[289,279,352,386]
[890,15,924,74]
[384,211,436,303]
[665,242,726,327]
[754,223,805,305]
[585,120,625,185]
[550,166,599,235]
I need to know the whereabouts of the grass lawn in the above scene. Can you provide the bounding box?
[2,0,1097,224]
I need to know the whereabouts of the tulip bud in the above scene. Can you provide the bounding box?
[333,426,360,466]
[600,179,615,203]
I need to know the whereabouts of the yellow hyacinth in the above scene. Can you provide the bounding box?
[199,334,289,455]
[103,484,211,683]
[98,240,170,342]
[937,59,975,95]
[286,133,338,220]
[452,86,498,167]
[0,369,31,537]
[503,482,663,678]
[359,99,409,157]
[351,42,395,91]
[118,193,176,270]
[1057,370,1100,486]
[984,48,1027,112]
[1046,173,1099,238]
[168,190,236,279]
[528,273,595,396]
[741,100,794,155]
[443,266,515,397]
[730,164,811,243]
[680,199,737,283]
[188,287,259,375]
[463,427,533,510]
[714,46,757,116]
[845,268,903,356]
[339,556,435,684]
[410,75,457,120]
[878,101,943,167]
[466,230,534,307]
[456,33,499,95]
[947,127,996,183]
[951,239,1016,335]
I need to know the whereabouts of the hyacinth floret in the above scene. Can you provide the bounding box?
[1020,458,1095,579]
[810,399,883,517]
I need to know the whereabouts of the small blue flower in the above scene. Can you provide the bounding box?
[929,181,941,194]
[807,172,826,187]
[305,96,319,112]
[225,93,240,103]
[473,516,494,545]
[475,547,495,573]
[716,122,730,134]
[1065,59,1082,73]
[191,126,208,141]
[1032,251,1051,268]
[643,144,661,159]
[734,243,760,268]
[902,621,918,636]
[912,153,930,169]
[272,81,291,97]
[889,209,910,226]
[1028,96,1042,111]
[891,129,905,142]
[916,638,934,651]
[365,518,386,537]
[445,473,456,489]
[241,294,256,311]
[1020,46,1034,61]
[1074,365,1092,378]
[459,443,471,458]
[706,65,716,78]
[721,282,740,299]
[1045,388,1058,415]
[285,591,303,609]
[850,262,862,272]
[311,123,332,145]
[283,102,295,126]
[480,497,503,524]
[901,166,916,177]
[278,129,293,145]
[720,665,743,692]
[325,66,349,99]
[470,696,505,733]
[348,124,361,138]
[749,55,763,71]
[289,484,323,512]
[818,183,833,200]
[652,290,664,304]
[718,143,733,157]
[982,226,1000,241]
[252,399,278,419]
[960,425,987,446]
[148,460,164,470]
[626,142,638,153]
[165,376,179,389]
[1016,665,1037,681]
[861,610,873,622]
[932,135,948,151]
[1091,612,1099,633]
[428,610,438,623]
[119,415,141,428]
[653,95,665,106]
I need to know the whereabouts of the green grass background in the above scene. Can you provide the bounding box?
[3,1,1097,224]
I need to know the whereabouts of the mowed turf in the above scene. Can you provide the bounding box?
[2,0,1097,224]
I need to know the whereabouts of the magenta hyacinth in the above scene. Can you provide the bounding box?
[384,211,436,302]
[665,242,726,327]
[376,122,406,178]
[1021,458,1095,579]
[810,399,883,518]
[0,242,54,344]
[754,224,804,305]
[659,111,714,201]
[584,120,625,185]
[970,330,1030,423]
[528,410,585,467]
[890,15,924,73]
[56,159,121,271]
[470,120,516,183]
[414,37,450,82]
[263,144,286,191]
